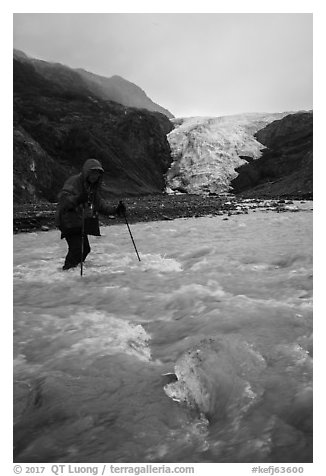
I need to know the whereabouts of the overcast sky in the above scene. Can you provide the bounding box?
[13,13,312,118]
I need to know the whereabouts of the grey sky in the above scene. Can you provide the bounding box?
[13,13,312,117]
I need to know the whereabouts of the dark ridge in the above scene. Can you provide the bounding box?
[231,112,313,199]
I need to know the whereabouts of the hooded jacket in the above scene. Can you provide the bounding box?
[56,159,117,237]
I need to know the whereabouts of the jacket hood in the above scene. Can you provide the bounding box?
[82,159,104,179]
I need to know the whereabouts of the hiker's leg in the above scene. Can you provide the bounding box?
[63,234,82,269]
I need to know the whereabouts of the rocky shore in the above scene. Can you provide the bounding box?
[13,193,312,234]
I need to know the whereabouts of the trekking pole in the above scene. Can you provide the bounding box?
[123,210,141,261]
[80,206,85,276]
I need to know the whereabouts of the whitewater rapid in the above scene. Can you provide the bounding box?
[13,202,313,463]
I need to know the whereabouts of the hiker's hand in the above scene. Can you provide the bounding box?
[116,201,126,217]
[61,202,75,213]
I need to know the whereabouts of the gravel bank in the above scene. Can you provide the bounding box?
[13,194,309,234]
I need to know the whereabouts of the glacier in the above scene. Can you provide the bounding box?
[166,112,291,195]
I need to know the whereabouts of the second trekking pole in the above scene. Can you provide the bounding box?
[122,210,141,262]
[80,205,85,276]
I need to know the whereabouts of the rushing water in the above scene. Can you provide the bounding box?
[13,202,313,463]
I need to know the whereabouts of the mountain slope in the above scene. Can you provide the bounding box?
[13,57,174,203]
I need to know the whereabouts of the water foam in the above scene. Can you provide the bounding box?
[14,260,79,283]
[55,310,152,363]
[14,251,182,282]
[139,253,183,273]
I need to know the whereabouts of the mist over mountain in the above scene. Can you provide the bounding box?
[77,70,174,119]
[13,49,174,118]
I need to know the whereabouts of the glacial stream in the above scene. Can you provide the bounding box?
[13,202,313,463]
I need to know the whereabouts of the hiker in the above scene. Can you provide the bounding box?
[55,158,126,270]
